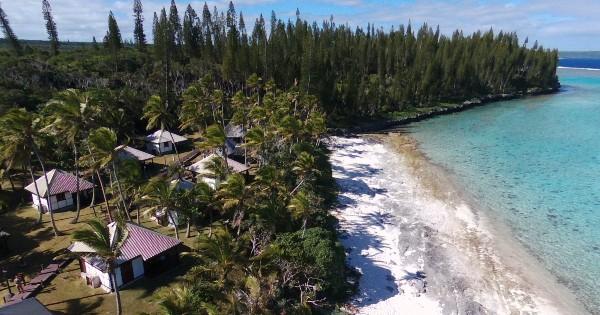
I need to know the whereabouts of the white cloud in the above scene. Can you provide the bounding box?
[1,0,599,50]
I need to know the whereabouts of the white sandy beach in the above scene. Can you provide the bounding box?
[330,135,588,315]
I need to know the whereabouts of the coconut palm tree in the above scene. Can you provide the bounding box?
[140,177,181,239]
[290,151,320,195]
[195,226,246,287]
[45,89,97,223]
[199,124,228,169]
[216,173,252,236]
[80,141,113,222]
[86,128,129,220]
[157,285,200,315]
[0,108,59,236]
[180,82,213,132]
[143,95,181,163]
[287,191,313,236]
[72,219,127,315]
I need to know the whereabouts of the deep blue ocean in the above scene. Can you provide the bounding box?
[560,58,600,70]
[408,65,600,313]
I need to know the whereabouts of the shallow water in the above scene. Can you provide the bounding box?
[407,68,600,313]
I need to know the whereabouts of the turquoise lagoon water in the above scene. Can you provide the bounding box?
[408,68,600,313]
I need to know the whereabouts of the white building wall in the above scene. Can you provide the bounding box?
[83,261,112,292]
[146,141,174,154]
[31,192,74,212]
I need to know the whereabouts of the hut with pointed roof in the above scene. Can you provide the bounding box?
[24,169,95,213]
[68,222,182,292]
[144,130,187,155]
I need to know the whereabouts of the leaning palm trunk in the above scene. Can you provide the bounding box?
[89,174,96,208]
[89,147,112,221]
[96,171,113,222]
[186,219,191,238]
[166,209,180,240]
[72,144,82,223]
[112,161,131,221]
[28,163,45,224]
[33,145,59,236]
[166,129,182,165]
[109,262,122,315]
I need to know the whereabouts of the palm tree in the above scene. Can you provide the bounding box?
[243,127,266,166]
[287,191,313,236]
[199,124,228,169]
[216,173,252,236]
[140,177,181,239]
[0,108,59,236]
[180,82,213,132]
[80,141,112,222]
[86,128,129,221]
[72,219,127,315]
[195,227,246,287]
[143,95,181,163]
[116,159,144,224]
[290,151,320,195]
[45,89,96,223]
[157,285,199,315]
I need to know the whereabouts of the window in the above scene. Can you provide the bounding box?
[56,193,66,202]
[163,142,171,149]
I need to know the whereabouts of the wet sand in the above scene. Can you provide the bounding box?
[330,134,588,315]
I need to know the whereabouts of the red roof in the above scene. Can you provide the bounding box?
[24,169,95,197]
[115,223,181,263]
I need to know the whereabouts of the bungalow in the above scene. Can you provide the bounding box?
[187,153,249,189]
[24,169,95,213]
[115,145,156,163]
[151,179,194,227]
[225,123,247,143]
[144,130,187,155]
[68,222,182,292]
[224,123,247,157]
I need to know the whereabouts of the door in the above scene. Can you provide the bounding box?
[78,257,87,273]
[120,260,134,285]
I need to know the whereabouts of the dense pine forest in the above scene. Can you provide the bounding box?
[0,1,560,314]
[0,1,558,123]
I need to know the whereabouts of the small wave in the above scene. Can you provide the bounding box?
[558,66,600,71]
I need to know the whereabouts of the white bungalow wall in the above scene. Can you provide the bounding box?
[83,256,145,292]
[146,141,173,154]
[83,261,112,292]
[31,192,73,212]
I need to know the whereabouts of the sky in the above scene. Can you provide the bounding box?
[1,0,599,51]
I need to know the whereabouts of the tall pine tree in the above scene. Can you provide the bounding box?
[0,3,22,55]
[182,4,199,58]
[133,0,146,51]
[42,0,59,55]
[104,11,122,73]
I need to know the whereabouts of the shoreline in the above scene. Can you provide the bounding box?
[331,134,588,314]
[329,88,559,136]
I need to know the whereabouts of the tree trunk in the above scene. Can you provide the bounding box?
[97,170,113,222]
[28,164,44,225]
[136,207,141,225]
[110,264,122,315]
[32,146,59,236]
[89,174,96,208]
[7,172,15,191]
[166,210,180,239]
[72,144,82,223]
[186,219,191,238]
[112,161,131,221]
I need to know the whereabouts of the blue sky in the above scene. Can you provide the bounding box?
[2,0,600,50]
